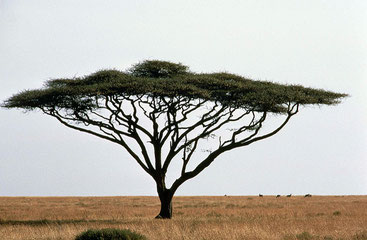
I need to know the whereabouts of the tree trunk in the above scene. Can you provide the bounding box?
[155,189,173,219]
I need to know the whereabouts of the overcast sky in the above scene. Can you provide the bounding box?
[1,0,366,196]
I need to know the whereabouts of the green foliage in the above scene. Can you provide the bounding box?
[2,60,347,113]
[74,228,147,240]
[128,60,189,78]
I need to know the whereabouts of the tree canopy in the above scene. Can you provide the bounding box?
[3,60,345,113]
[2,60,347,219]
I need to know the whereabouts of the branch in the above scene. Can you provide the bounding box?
[42,108,154,176]
[108,95,154,139]
[159,98,207,145]
[170,103,300,193]
[101,96,155,171]
[162,103,228,173]
[238,103,299,146]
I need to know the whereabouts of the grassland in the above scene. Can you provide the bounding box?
[0,195,366,240]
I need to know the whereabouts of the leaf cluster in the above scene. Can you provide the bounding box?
[128,60,189,78]
[2,60,347,113]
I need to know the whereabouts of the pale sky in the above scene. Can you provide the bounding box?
[0,0,366,196]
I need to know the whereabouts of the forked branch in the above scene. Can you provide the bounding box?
[170,103,300,193]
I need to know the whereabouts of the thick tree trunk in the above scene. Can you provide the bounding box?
[155,189,173,219]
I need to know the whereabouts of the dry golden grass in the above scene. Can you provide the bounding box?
[0,195,366,240]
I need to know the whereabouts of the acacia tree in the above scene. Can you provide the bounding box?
[3,60,346,219]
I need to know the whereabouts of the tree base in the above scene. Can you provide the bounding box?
[156,189,173,219]
[155,211,172,219]
[155,214,171,219]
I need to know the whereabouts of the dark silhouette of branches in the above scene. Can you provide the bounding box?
[3,60,347,218]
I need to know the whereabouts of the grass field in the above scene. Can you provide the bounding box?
[0,195,366,240]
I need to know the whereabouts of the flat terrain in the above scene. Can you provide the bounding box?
[0,195,366,240]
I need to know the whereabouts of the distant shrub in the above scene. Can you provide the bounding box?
[75,228,147,240]
[283,231,315,240]
[295,231,314,240]
[352,230,367,240]
[332,211,341,216]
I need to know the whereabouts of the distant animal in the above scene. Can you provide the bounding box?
[259,194,263,197]
[276,195,281,198]
[287,194,292,197]
[304,194,312,197]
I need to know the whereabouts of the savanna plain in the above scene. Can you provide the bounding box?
[0,195,366,240]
